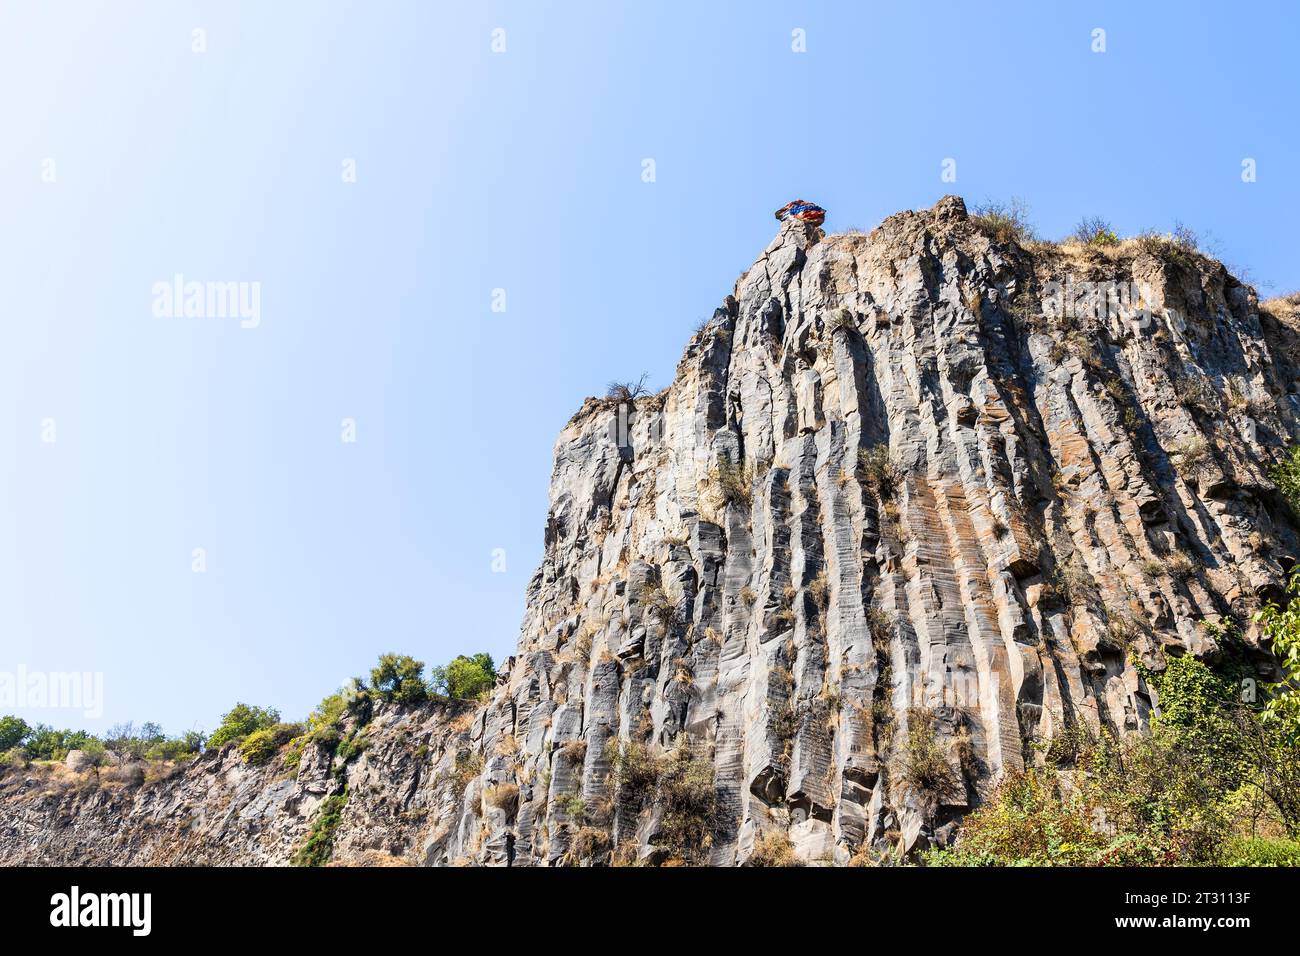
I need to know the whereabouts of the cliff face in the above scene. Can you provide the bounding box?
[4,196,1298,866]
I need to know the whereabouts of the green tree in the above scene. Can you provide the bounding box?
[145,731,206,762]
[369,654,429,704]
[21,725,94,761]
[1271,445,1300,515]
[0,716,30,752]
[1255,567,1300,735]
[207,703,281,750]
[430,653,496,700]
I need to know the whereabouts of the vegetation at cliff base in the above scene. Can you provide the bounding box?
[928,651,1300,867]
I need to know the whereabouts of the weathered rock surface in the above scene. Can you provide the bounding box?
[4,196,1298,865]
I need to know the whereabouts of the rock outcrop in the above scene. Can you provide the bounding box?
[4,196,1298,865]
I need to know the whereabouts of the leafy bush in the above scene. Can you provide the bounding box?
[77,737,109,768]
[291,792,348,867]
[606,737,717,863]
[239,722,305,766]
[1219,836,1300,867]
[654,739,717,864]
[289,685,364,764]
[22,725,95,761]
[429,653,496,700]
[553,792,588,822]
[1256,566,1300,733]
[145,732,205,762]
[925,770,1122,866]
[207,703,281,750]
[1272,446,1300,516]
[935,654,1300,866]
[370,653,429,704]
[334,727,368,767]
[0,716,30,752]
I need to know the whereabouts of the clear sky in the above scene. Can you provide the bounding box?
[1,0,1296,737]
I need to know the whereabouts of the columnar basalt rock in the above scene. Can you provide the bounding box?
[3,196,1297,865]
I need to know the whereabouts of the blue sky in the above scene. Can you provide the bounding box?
[1,0,1296,737]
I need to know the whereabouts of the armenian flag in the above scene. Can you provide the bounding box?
[774,199,826,226]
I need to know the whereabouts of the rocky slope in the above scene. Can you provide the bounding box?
[4,195,1298,866]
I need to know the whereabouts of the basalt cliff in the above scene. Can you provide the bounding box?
[4,195,1298,865]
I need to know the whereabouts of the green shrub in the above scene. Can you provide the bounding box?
[370,653,429,704]
[1219,836,1300,867]
[239,722,305,766]
[553,793,588,823]
[0,716,30,752]
[605,737,717,863]
[77,737,109,768]
[21,725,95,761]
[145,733,205,762]
[207,703,280,750]
[334,727,367,767]
[654,739,717,864]
[291,792,348,867]
[1256,565,1300,733]
[925,770,1120,866]
[937,653,1300,866]
[429,653,495,700]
